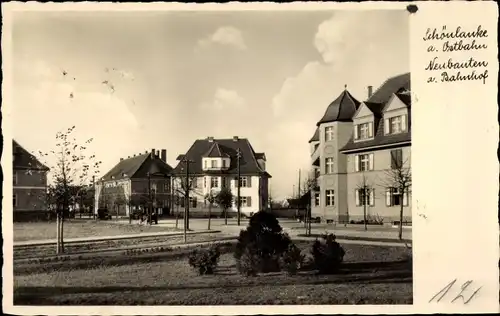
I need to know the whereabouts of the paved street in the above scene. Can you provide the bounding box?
[117,217,412,241]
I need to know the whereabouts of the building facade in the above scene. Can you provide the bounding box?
[172,136,271,217]
[309,73,411,224]
[96,148,173,217]
[13,140,50,221]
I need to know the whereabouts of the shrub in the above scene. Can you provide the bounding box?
[234,211,292,275]
[280,243,305,275]
[236,244,260,277]
[311,233,345,274]
[188,244,221,275]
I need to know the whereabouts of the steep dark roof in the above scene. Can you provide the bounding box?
[101,153,173,181]
[395,92,411,107]
[341,73,412,153]
[367,72,410,104]
[316,89,361,126]
[308,127,320,143]
[173,138,271,177]
[13,140,50,171]
[340,119,411,153]
[204,142,229,158]
[363,102,384,117]
[255,153,266,161]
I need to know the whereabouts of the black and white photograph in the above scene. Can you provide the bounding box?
[2,1,498,313]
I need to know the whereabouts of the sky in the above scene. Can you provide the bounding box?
[10,9,409,200]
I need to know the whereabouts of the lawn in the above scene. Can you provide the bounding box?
[14,220,180,242]
[14,242,413,305]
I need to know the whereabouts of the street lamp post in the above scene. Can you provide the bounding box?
[236,148,241,226]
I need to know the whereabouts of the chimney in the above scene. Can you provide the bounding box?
[120,158,124,161]
[367,85,373,98]
[207,137,214,142]
[233,136,239,142]
[161,149,167,163]
[151,148,156,158]
[133,154,136,157]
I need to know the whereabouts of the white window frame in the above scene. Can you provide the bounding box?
[240,176,248,187]
[391,116,402,134]
[325,189,335,206]
[204,160,208,170]
[386,187,409,207]
[325,157,334,174]
[325,126,334,141]
[359,123,369,139]
[355,153,374,172]
[210,176,219,188]
[356,188,375,206]
[211,159,218,168]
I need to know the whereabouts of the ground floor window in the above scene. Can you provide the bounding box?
[238,196,252,207]
[386,187,409,207]
[325,190,334,206]
[190,197,197,208]
[314,192,320,206]
[356,189,375,206]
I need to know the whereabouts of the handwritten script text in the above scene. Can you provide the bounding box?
[423,25,489,85]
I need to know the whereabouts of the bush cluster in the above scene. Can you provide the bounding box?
[188,244,221,275]
[311,233,345,274]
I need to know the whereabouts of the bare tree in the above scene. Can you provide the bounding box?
[381,154,412,240]
[32,126,101,253]
[172,173,203,231]
[355,173,374,231]
[204,192,215,230]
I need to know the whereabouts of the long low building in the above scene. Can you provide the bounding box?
[308,72,412,224]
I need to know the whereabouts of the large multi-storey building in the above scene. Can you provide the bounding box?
[172,136,271,216]
[13,140,50,221]
[96,149,173,217]
[309,73,411,224]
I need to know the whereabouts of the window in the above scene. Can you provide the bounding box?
[239,176,248,187]
[325,158,334,174]
[385,115,407,135]
[238,196,248,207]
[190,197,197,208]
[391,116,401,134]
[314,192,320,206]
[210,176,219,188]
[164,182,170,191]
[386,187,409,207]
[204,160,208,169]
[355,153,373,172]
[325,190,335,206]
[356,188,375,206]
[188,178,197,188]
[14,171,18,185]
[325,126,334,141]
[390,149,403,169]
[354,122,373,140]
[211,160,218,168]
[13,194,17,207]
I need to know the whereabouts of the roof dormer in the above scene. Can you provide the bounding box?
[352,102,383,142]
[202,142,230,171]
[382,93,411,136]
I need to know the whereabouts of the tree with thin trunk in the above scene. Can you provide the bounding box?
[381,156,412,240]
[205,192,215,230]
[172,173,200,230]
[215,187,234,225]
[32,126,101,254]
[356,174,374,231]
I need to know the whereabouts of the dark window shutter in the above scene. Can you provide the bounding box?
[247,196,252,207]
[391,150,397,169]
[247,176,252,188]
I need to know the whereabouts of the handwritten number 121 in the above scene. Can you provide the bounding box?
[429,279,482,304]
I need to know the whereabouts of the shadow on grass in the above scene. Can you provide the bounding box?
[14,260,412,305]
